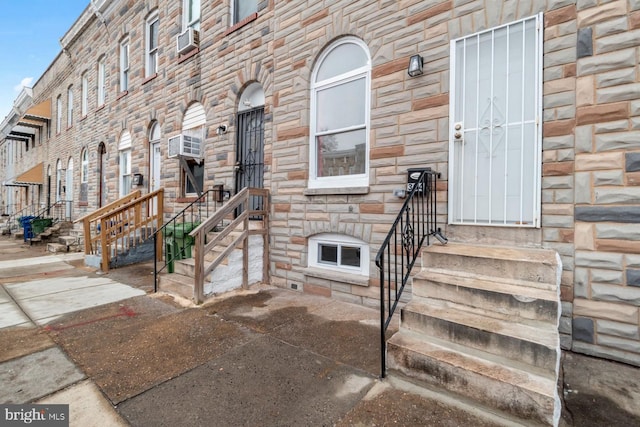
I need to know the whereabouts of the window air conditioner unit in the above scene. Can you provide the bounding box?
[176,27,200,55]
[168,134,202,159]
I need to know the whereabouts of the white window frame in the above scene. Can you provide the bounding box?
[120,39,130,92]
[146,12,159,77]
[97,57,106,106]
[182,126,204,196]
[81,148,89,184]
[67,86,73,128]
[119,131,132,198]
[181,102,206,197]
[308,233,369,276]
[55,159,63,202]
[56,95,62,134]
[231,0,258,25]
[183,0,200,31]
[309,37,371,190]
[81,73,88,117]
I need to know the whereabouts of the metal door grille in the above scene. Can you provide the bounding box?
[449,15,542,227]
[235,107,265,216]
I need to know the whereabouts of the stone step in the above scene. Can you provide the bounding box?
[401,298,559,372]
[59,235,77,246]
[414,268,559,324]
[387,330,559,426]
[422,243,560,285]
[47,243,69,253]
[157,272,194,301]
[173,254,227,280]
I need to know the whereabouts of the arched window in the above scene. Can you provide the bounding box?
[180,102,205,196]
[310,37,371,190]
[67,86,74,127]
[56,95,62,134]
[55,160,63,202]
[97,56,106,106]
[81,72,89,117]
[119,131,132,197]
[80,148,89,202]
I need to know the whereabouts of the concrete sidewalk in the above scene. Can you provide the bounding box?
[1,235,640,426]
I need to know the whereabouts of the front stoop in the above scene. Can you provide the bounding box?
[387,242,562,426]
[157,229,242,301]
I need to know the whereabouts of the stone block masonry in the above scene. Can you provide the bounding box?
[4,0,640,368]
[571,0,640,366]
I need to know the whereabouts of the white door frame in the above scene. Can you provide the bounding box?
[448,14,543,228]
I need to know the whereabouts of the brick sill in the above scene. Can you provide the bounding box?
[224,12,258,36]
[95,105,105,112]
[142,73,158,85]
[176,197,198,203]
[303,267,369,287]
[178,48,200,64]
[303,186,370,196]
[78,201,88,207]
[116,91,129,101]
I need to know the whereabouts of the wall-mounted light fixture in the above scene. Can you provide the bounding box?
[407,54,424,77]
[216,124,228,135]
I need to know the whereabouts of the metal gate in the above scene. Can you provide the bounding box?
[235,107,265,216]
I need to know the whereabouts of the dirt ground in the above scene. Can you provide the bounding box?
[2,237,640,426]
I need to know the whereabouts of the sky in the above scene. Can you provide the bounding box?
[0,0,89,122]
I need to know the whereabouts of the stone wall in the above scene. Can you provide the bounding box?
[569,0,640,366]
[6,0,640,366]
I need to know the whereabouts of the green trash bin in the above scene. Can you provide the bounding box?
[31,218,53,235]
[164,221,200,273]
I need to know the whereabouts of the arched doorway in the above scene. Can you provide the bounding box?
[235,82,265,213]
[149,122,162,214]
[55,160,63,203]
[66,157,74,220]
[46,165,52,213]
[98,142,107,207]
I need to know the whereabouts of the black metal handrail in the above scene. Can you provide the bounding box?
[153,186,228,291]
[33,199,72,223]
[4,200,71,235]
[4,203,46,231]
[375,168,444,378]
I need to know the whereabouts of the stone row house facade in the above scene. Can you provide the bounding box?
[1,0,639,368]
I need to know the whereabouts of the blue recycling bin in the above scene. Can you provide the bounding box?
[19,216,36,241]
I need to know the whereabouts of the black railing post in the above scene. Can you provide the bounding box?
[376,169,443,378]
[380,251,386,378]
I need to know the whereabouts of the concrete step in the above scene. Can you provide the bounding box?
[414,268,559,324]
[387,330,560,426]
[401,298,559,372]
[47,243,69,253]
[59,235,77,246]
[174,256,226,281]
[157,272,194,301]
[422,243,560,285]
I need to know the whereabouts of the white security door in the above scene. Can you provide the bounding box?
[449,15,542,227]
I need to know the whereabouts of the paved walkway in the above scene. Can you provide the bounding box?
[1,235,639,426]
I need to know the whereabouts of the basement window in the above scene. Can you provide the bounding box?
[308,233,369,276]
